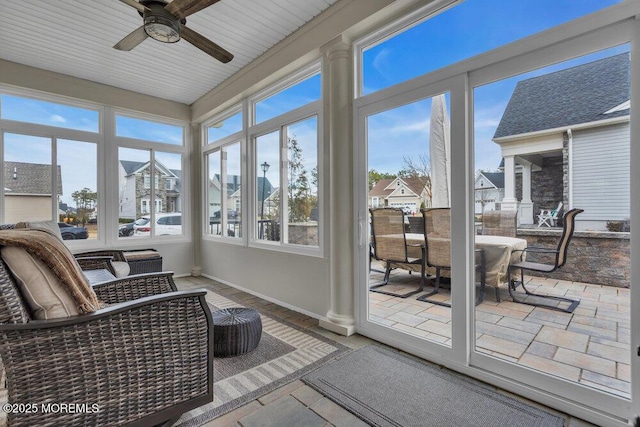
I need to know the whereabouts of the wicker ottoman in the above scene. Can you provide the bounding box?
[123,250,163,275]
[212,308,262,357]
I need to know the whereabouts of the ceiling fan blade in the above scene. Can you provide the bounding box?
[181,25,233,63]
[166,0,221,20]
[113,26,148,51]
[118,0,150,13]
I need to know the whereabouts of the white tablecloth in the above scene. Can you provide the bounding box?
[395,233,527,288]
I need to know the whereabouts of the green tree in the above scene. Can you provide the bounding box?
[368,170,396,190]
[402,154,432,207]
[71,187,97,226]
[288,135,313,222]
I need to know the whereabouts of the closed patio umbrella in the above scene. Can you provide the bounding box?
[430,93,451,208]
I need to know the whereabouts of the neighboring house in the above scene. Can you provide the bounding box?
[493,53,630,229]
[3,161,62,223]
[474,171,504,214]
[207,175,272,220]
[368,177,430,214]
[119,160,181,220]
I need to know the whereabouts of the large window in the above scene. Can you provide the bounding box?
[115,111,186,240]
[250,68,321,252]
[1,93,99,241]
[204,108,243,240]
[203,64,323,254]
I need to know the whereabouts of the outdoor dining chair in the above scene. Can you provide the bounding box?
[369,208,426,298]
[418,208,452,306]
[418,208,487,307]
[507,208,583,313]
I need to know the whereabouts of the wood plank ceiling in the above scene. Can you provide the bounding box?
[0,0,337,104]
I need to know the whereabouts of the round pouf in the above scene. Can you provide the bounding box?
[212,307,262,357]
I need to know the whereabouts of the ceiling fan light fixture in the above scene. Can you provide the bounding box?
[143,15,180,43]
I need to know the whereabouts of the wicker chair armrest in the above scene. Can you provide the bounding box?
[74,250,127,262]
[0,290,213,427]
[92,272,177,304]
[75,256,116,275]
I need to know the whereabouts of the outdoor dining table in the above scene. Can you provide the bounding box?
[400,233,527,289]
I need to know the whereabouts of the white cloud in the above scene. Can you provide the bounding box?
[50,114,67,123]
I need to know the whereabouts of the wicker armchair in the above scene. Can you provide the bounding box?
[0,256,213,426]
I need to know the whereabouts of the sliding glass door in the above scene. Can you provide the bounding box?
[354,2,639,424]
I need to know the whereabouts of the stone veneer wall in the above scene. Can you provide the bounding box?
[515,156,564,225]
[288,222,319,246]
[516,228,630,287]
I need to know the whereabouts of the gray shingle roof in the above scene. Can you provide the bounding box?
[494,53,630,139]
[120,160,147,175]
[479,172,504,189]
[4,161,62,195]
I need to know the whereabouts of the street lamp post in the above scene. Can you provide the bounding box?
[260,162,270,239]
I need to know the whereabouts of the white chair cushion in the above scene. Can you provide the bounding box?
[1,246,79,319]
[112,261,130,278]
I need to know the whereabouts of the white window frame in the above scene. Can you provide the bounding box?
[0,86,103,249]
[113,108,189,241]
[247,62,323,257]
[202,103,245,243]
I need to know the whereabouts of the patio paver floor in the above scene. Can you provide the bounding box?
[368,263,631,397]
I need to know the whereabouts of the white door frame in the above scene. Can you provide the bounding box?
[353,3,640,425]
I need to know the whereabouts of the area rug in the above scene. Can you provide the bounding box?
[174,290,349,426]
[302,345,565,427]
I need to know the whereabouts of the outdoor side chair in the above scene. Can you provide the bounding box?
[482,210,517,237]
[507,208,583,313]
[537,202,563,227]
[0,245,213,426]
[369,208,426,298]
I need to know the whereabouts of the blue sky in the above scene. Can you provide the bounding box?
[363,0,623,175]
[1,0,625,207]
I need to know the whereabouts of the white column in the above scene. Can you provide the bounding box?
[519,161,533,224]
[319,36,356,336]
[501,155,519,211]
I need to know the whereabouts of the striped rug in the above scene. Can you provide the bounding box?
[175,291,349,426]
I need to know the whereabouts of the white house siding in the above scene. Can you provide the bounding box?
[571,123,630,229]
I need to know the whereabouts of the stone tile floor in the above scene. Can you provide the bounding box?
[368,264,630,398]
[176,276,596,427]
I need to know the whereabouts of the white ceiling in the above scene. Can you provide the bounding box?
[0,0,337,105]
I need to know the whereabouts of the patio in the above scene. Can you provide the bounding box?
[169,275,596,427]
[368,264,630,398]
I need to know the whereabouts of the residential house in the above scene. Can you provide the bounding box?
[474,171,504,214]
[118,160,181,220]
[207,175,271,220]
[493,53,630,229]
[3,161,62,223]
[0,2,638,426]
[369,177,430,214]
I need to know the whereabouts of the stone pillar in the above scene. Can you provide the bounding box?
[319,36,356,336]
[501,155,519,211]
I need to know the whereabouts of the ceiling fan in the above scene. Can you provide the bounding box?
[114,0,233,63]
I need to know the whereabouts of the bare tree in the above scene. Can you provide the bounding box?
[402,154,432,207]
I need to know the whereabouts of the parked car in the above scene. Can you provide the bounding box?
[134,213,182,236]
[212,209,238,219]
[57,222,88,240]
[119,218,149,237]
